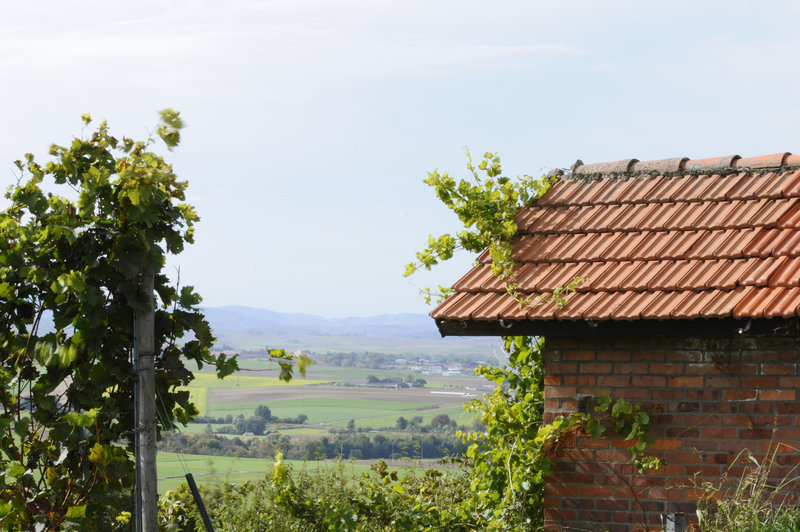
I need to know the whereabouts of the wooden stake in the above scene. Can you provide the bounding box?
[135,273,158,532]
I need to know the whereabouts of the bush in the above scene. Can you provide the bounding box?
[159,457,476,531]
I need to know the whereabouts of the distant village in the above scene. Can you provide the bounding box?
[389,358,480,376]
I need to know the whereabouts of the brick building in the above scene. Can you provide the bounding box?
[431,153,800,531]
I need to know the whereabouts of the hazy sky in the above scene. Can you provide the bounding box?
[2,1,799,317]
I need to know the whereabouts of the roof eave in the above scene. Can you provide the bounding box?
[434,317,800,338]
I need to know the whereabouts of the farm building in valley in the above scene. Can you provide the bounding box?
[432,152,800,531]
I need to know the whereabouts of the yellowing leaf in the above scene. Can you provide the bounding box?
[66,505,86,518]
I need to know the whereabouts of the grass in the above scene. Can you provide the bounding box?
[696,445,800,532]
[184,373,328,388]
[206,397,436,425]
[188,387,208,416]
[157,452,444,493]
[339,405,474,430]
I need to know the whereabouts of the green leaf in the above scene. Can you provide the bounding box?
[63,408,98,428]
[612,399,633,416]
[157,108,183,150]
[0,282,13,299]
[6,463,26,480]
[594,395,611,412]
[65,505,86,519]
[586,420,606,439]
[13,419,29,438]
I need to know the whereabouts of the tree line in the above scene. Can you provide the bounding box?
[159,430,467,461]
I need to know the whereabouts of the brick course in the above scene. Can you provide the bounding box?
[544,334,800,532]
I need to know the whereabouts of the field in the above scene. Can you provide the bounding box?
[157,452,449,493]
[161,353,492,494]
[202,383,477,427]
[181,355,489,427]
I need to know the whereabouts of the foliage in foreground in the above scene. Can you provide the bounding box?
[0,113,241,530]
[697,448,800,532]
[159,456,476,531]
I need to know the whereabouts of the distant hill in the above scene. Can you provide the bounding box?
[202,306,443,339]
[202,306,502,358]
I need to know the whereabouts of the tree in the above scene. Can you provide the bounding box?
[395,416,408,430]
[430,414,451,430]
[347,419,356,431]
[0,111,240,530]
[246,416,268,436]
[254,404,273,422]
[366,375,380,384]
[234,414,247,434]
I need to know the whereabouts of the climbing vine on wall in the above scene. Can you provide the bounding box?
[458,337,660,529]
[408,152,660,529]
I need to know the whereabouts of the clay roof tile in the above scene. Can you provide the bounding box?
[698,287,744,318]
[573,159,638,175]
[772,230,800,258]
[735,153,791,169]
[685,155,740,172]
[631,157,688,174]
[781,171,800,197]
[433,152,800,329]
[770,257,800,287]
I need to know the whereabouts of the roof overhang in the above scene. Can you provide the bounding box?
[434,317,800,338]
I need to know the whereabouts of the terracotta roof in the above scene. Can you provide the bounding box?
[431,153,800,334]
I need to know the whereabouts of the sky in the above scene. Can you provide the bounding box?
[2,1,800,317]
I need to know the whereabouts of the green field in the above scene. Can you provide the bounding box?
[207,397,433,422]
[158,452,272,492]
[339,405,473,429]
[186,372,329,388]
[169,355,487,470]
[157,452,443,493]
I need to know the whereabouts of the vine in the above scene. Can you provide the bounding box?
[0,111,244,530]
[407,152,662,529]
[404,151,559,305]
[458,337,660,530]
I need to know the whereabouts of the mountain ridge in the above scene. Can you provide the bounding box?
[202,305,442,339]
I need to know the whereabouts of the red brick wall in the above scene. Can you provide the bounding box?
[542,334,800,532]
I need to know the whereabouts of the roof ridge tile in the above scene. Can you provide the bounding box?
[573,159,638,175]
[631,157,688,174]
[569,152,800,178]
[735,153,790,169]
